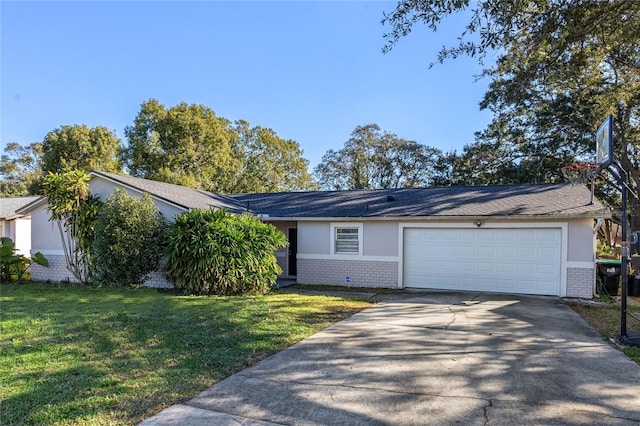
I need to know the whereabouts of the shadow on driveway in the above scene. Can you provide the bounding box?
[141,291,640,425]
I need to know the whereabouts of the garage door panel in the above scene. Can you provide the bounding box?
[517,264,536,273]
[538,247,559,258]
[477,262,495,273]
[403,228,561,296]
[517,247,535,257]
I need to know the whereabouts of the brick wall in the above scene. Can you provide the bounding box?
[31,254,75,282]
[566,267,594,299]
[298,258,398,288]
[143,268,173,288]
[30,254,173,288]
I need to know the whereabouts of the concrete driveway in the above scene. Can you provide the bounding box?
[141,291,640,425]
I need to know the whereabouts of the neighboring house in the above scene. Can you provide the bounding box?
[0,196,40,257]
[19,171,610,299]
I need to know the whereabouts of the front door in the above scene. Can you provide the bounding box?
[288,228,297,276]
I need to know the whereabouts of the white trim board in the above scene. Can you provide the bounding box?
[297,253,399,262]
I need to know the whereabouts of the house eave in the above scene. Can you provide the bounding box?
[257,212,612,222]
[1,214,29,221]
[14,196,47,215]
[89,171,190,213]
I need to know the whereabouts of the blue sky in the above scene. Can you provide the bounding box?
[1,1,492,169]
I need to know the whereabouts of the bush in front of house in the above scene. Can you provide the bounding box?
[92,189,166,287]
[1,237,49,282]
[164,208,287,295]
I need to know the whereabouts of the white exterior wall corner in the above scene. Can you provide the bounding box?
[297,258,398,288]
[565,219,597,298]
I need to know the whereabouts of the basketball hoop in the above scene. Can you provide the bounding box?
[561,162,597,186]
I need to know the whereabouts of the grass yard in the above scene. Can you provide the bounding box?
[568,297,640,364]
[0,282,372,425]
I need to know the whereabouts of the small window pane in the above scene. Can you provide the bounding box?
[336,227,359,253]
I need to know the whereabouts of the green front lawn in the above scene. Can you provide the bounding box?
[0,282,372,425]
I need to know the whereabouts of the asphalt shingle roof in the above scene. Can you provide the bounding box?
[0,196,41,219]
[89,172,609,220]
[230,184,609,219]
[91,171,248,213]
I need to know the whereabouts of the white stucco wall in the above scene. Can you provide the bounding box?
[30,204,64,253]
[363,222,398,257]
[567,218,596,262]
[28,203,73,282]
[298,222,330,255]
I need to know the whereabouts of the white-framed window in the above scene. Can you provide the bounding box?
[331,223,363,256]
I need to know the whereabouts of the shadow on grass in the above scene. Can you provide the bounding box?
[0,282,369,425]
[2,365,108,425]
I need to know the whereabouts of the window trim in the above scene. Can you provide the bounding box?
[330,222,363,256]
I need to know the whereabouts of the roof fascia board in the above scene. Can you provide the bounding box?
[14,196,47,215]
[90,171,189,213]
[260,213,612,222]
[3,214,30,221]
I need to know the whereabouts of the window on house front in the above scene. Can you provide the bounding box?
[335,227,360,254]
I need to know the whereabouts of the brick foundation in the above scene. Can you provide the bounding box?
[566,267,595,299]
[31,254,76,283]
[298,258,398,288]
[30,254,173,288]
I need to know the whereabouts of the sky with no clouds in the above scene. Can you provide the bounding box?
[1,1,493,169]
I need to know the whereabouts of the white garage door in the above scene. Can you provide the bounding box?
[403,228,561,296]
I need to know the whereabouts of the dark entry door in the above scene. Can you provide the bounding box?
[288,228,297,276]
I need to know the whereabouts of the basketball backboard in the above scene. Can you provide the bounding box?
[596,115,613,170]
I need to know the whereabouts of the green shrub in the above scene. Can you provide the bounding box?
[0,237,48,282]
[92,189,166,287]
[165,208,287,295]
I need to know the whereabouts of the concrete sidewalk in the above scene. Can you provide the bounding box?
[140,291,640,425]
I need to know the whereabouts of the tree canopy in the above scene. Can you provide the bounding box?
[383,0,640,216]
[231,121,316,193]
[122,99,315,193]
[0,142,43,196]
[122,99,239,191]
[41,124,123,175]
[314,124,442,190]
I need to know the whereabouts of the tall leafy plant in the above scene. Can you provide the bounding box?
[92,189,166,287]
[165,209,287,295]
[42,170,101,284]
[0,237,48,282]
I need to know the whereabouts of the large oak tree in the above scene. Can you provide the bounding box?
[383,0,640,226]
